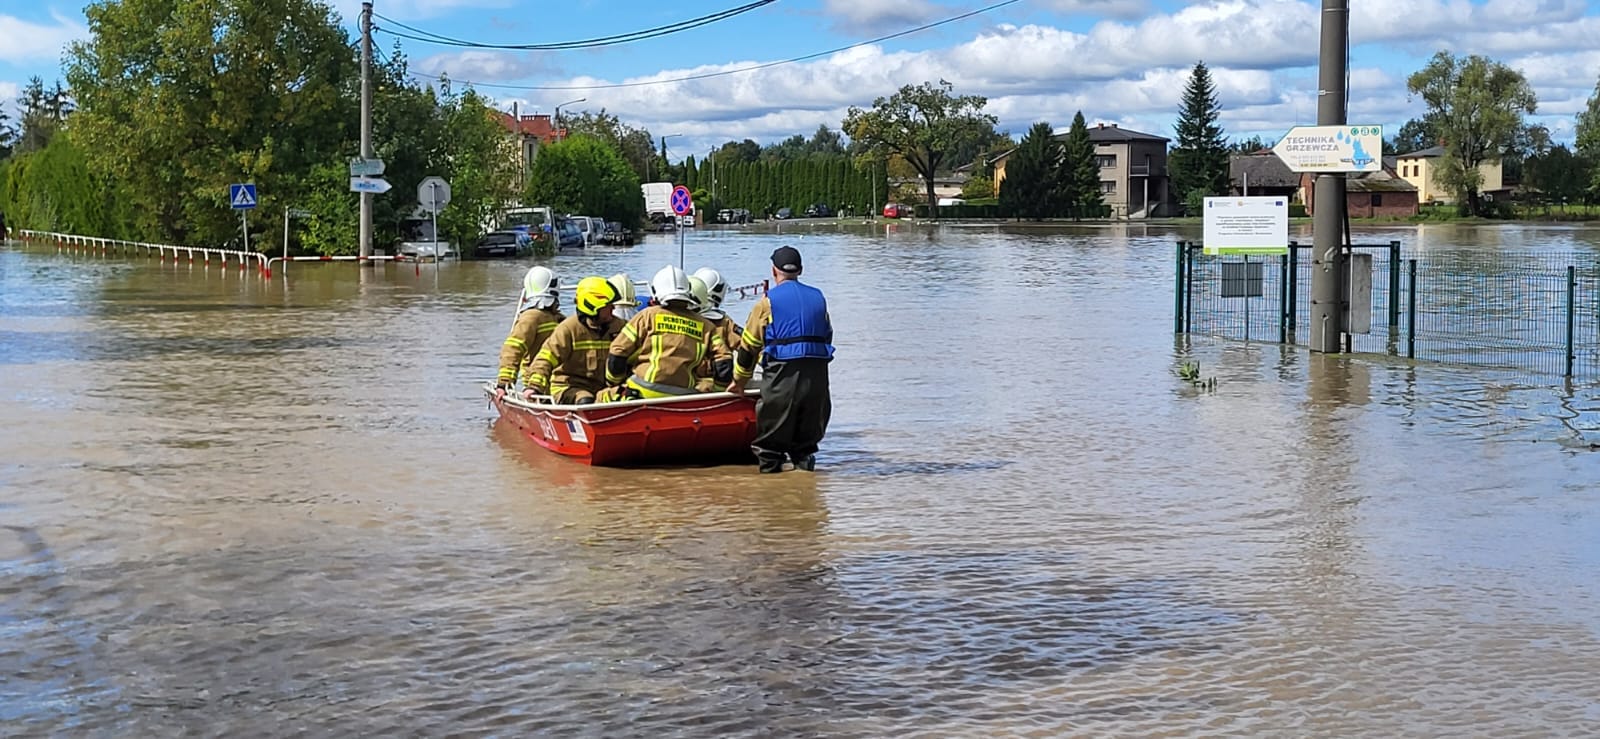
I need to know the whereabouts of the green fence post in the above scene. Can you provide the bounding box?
[1174,241,1186,334]
[1566,265,1577,378]
[1185,243,1196,333]
[1279,252,1289,344]
[1388,240,1401,327]
[1407,259,1417,359]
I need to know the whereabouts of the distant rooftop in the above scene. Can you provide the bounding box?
[1397,145,1446,159]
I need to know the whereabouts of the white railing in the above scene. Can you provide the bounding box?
[16,229,417,278]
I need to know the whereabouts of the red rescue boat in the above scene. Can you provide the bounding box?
[487,384,760,467]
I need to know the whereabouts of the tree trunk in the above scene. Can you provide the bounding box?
[924,176,937,221]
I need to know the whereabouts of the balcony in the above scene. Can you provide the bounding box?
[1129,164,1155,176]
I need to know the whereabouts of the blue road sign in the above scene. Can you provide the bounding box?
[229,183,258,210]
[670,185,692,216]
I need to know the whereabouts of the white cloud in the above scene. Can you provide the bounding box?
[478,0,1598,148]
[416,51,558,82]
[0,12,88,64]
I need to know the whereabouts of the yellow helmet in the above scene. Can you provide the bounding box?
[574,276,620,318]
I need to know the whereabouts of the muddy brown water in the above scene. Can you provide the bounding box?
[4,223,1600,735]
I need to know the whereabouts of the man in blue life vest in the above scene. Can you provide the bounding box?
[726,246,834,473]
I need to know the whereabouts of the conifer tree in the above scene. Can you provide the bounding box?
[1060,111,1102,218]
[1169,61,1230,213]
[999,122,1061,220]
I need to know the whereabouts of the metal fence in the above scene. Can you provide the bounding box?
[1175,241,1600,381]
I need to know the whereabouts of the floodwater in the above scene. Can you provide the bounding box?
[4,222,1600,736]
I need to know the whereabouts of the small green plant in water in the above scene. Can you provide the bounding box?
[1175,361,1218,391]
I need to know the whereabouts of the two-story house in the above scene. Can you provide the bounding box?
[1394,145,1507,204]
[991,123,1171,218]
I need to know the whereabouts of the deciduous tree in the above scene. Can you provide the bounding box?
[843,80,997,217]
[1576,76,1600,196]
[526,135,644,227]
[1407,51,1537,216]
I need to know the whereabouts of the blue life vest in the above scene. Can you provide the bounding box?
[764,281,834,362]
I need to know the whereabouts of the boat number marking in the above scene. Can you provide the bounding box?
[567,419,588,443]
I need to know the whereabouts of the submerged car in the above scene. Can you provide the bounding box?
[472,230,529,259]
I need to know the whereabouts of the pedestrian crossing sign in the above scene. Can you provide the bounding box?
[229,183,257,210]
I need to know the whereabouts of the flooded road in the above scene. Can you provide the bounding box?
[4,223,1600,735]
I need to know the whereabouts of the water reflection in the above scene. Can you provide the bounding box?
[6,228,1600,734]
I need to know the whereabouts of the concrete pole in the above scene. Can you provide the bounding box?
[1309,0,1348,353]
[358,1,374,263]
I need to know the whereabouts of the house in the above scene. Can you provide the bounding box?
[991,123,1171,218]
[1300,164,1419,218]
[1394,145,1507,204]
[1229,151,1300,199]
[498,111,566,177]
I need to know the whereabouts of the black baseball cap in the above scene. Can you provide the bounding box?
[771,246,802,274]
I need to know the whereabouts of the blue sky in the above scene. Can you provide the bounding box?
[4,0,1599,159]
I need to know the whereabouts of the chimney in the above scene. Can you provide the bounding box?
[1097,123,1104,129]
[1111,123,1118,128]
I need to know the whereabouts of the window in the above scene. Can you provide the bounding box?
[1095,154,1117,169]
[1100,181,1117,194]
[1372,193,1383,206]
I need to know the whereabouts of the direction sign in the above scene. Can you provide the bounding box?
[229,183,257,210]
[670,185,692,216]
[348,158,386,177]
[418,176,451,213]
[287,208,313,218]
[1272,125,1383,172]
[349,177,392,194]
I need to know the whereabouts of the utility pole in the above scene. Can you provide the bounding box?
[1309,0,1348,352]
[358,1,374,263]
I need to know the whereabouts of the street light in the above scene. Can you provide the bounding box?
[554,98,585,139]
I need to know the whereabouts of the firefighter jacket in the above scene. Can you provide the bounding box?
[525,315,624,397]
[734,281,833,381]
[695,314,743,392]
[497,306,564,386]
[608,304,730,396]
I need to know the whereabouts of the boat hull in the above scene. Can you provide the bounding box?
[489,387,759,467]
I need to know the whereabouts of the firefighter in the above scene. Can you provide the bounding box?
[605,265,731,399]
[726,246,834,473]
[689,269,742,393]
[496,266,563,397]
[525,277,624,404]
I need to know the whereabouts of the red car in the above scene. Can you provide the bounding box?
[883,203,910,218]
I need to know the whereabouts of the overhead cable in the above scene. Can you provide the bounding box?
[400,0,1025,92]
[373,0,777,50]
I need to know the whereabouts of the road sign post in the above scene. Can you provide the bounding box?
[671,185,693,268]
[349,177,391,194]
[418,177,451,268]
[229,183,257,255]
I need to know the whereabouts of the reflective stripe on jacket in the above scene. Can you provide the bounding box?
[498,307,563,384]
[608,305,728,392]
[526,314,623,395]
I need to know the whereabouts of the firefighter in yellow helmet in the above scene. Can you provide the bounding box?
[691,267,742,392]
[605,265,731,399]
[496,266,563,398]
[525,277,624,404]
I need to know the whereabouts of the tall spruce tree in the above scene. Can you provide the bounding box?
[999,122,1060,220]
[1169,61,1230,213]
[1061,111,1101,218]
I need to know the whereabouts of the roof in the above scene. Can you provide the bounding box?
[1086,123,1168,143]
[1396,145,1446,159]
[499,112,564,143]
[1347,177,1418,193]
[1230,153,1298,188]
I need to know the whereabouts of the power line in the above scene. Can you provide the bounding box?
[401,0,1025,92]
[373,1,776,51]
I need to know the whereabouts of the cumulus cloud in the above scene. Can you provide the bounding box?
[474,0,1597,148]
[0,12,88,64]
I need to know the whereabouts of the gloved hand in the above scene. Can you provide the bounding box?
[494,383,511,400]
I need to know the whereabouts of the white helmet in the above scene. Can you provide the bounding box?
[608,273,638,321]
[522,266,559,310]
[687,275,710,313]
[650,265,694,307]
[691,267,727,308]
